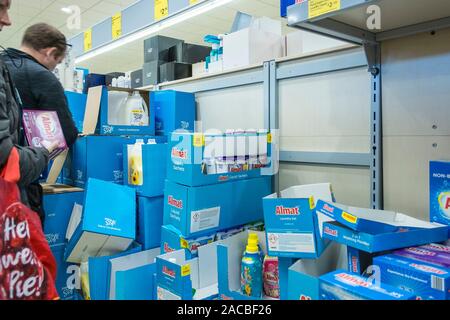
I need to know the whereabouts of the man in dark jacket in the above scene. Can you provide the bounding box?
[2,22,78,224]
[0,0,55,202]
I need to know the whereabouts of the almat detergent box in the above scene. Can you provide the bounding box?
[319,270,415,300]
[430,161,450,236]
[163,176,272,238]
[373,254,450,300]
[137,196,164,250]
[262,184,335,258]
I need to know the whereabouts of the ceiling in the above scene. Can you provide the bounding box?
[0,0,298,73]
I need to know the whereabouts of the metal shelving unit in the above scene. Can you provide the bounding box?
[286,0,450,209]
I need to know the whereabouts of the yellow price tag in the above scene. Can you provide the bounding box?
[267,133,272,144]
[308,0,341,19]
[112,12,122,40]
[84,29,92,52]
[193,134,205,147]
[180,238,189,249]
[181,264,191,277]
[189,0,198,4]
[309,197,315,210]
[155,0,169,21]
[342,211,358,224]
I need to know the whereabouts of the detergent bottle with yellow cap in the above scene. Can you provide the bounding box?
[240,233,263,298]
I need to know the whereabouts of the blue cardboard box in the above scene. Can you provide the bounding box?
[43,187,85,248]
[123,141,168,197]
[322,220,448,253]
[156,243,220,300]
[217,230,292,300]
[163,176,272,238]
[167,131,271,187]
[65,91,87,132]
[281,0,297,18]
[137,196,164,250]
[319,270,415,300]
[65,135,165,188]
[160,225,216,259]
[152,90,196,136]
[430,161,450,236]
[262,184,335,258]
[65,179,136,263]
[108,248,160,300]
[95,86,156,135]
[373,254,450,300]
[287,243,347,300]
[52,246,83,300]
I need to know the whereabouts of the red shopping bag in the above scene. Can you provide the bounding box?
[0,148,59,300]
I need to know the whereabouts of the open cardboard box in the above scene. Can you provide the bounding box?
[262,183,335,258]
[156,240,220,300]
[318,201,448,253]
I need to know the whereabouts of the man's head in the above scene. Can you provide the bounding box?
[21,23,68,71]
[0,0,11,31]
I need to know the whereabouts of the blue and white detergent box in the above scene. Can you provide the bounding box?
[108,248,160,300]
[43,186,84,248]
[65,179,136,264]
[167,131,272,187]
[430,161,450,237]
[217,230,292,300]
[319,201,448,253]
[288,242,347,300]
[319,270,415,300]
[263,183,335,258]
[52,246,83,301]
[65,91,87,132]
[65,135,165,188]
[123,140,168,197]
[163,176,272,238]
[137,196,164,250]
[84,86,156,136]
[151,90,196,136]
[156,241,221,300]
[160,225,216,259]
[373,254,450,300]
[346,247,389,275]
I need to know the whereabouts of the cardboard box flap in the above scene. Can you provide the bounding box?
[46,150,69,185]
[317,201,447,234]
[42,183,83,195]
[66,203,83,241]
[83,86,103,135]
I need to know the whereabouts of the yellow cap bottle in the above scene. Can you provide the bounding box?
[246,234,259,254]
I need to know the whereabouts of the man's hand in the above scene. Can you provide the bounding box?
[41,140,59,154]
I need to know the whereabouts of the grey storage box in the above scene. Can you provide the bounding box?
[130,69,143,88]
[142,61,165,86]
[159,62,192,83]
[144,35,184,63]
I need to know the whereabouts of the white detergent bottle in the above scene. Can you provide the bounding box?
[123,91,149,126]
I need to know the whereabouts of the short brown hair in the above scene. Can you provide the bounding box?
[22,23,67,58]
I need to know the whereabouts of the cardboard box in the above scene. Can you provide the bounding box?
[152,90,196,136]
[318,201,448,253]
[130,69,143,89]
[175,43,211,64]
[65,135,165,188]
[144,35,184,63]
[262,184,335,258]
[217,230,292,300]
[319,270,415,300]
[223,26,284,71]
[65,91,87,132]
[142,61,163,86]
[65,179,136,263]
[281,0,297,18]
[85,86,155,135]
[346,246,388,275]
[192,62,207,77]
[137,196,164,250]
[322,220,448,253]
[109,248,160,300]
[288,242,347,300]
[159,62,192,83]
[160,225,216,259]
[43,186,84,247]
[123,141,167,197]
[88,244,142,300]
[156,242,221,300]
[163,176,272,238]
[393,247,450,268]
[373,254,450,300]
[52,246,83,301]
[167,131,270,187]
[430,161,450,236]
